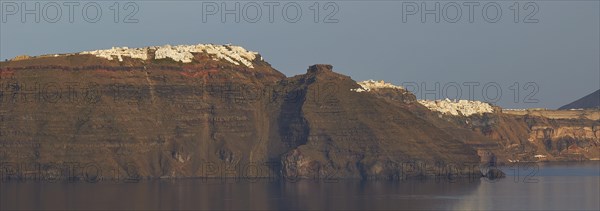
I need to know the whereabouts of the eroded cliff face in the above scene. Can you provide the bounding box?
[360,87,599,163]
[0,50,288,179]
[414,107,600,162]
[522,117,599,161]
[275,65,484,179]
[0,52,491,180]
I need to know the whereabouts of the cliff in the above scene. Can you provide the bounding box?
[1,45,285,179]
[0,45,495,180]
[407,98,599,162]
[275,65,484,180]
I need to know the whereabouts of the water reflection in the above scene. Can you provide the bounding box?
[1,162,598,210]
[454,176,599,210]
[1,178,481,210]
[454,162,600,210]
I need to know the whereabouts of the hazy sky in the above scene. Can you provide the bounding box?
[1,0,598,109]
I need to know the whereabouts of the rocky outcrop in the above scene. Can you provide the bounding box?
[524,118,599,161]
[275,65,486,179]
[413,107,599,162]
[484,168,506,179]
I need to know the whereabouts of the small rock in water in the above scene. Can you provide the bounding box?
[485,168,506,179]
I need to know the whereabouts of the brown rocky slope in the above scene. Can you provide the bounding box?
[0,48,498,180]
[396,103,599,163]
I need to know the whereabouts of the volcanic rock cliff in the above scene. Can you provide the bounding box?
[408,99,599,162]
[1,45,287,179]
[273,65,485,179]
[0,45,501,180]
[464,111,600,162]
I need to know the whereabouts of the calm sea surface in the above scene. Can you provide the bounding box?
[1,162,598,210]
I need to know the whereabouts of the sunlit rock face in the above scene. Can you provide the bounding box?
[412,104,599,162]
[0,56,489,180]
[358,84,599,163]
[0,44,283,179]
[3,43,597,181]
[277,65,483,180]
